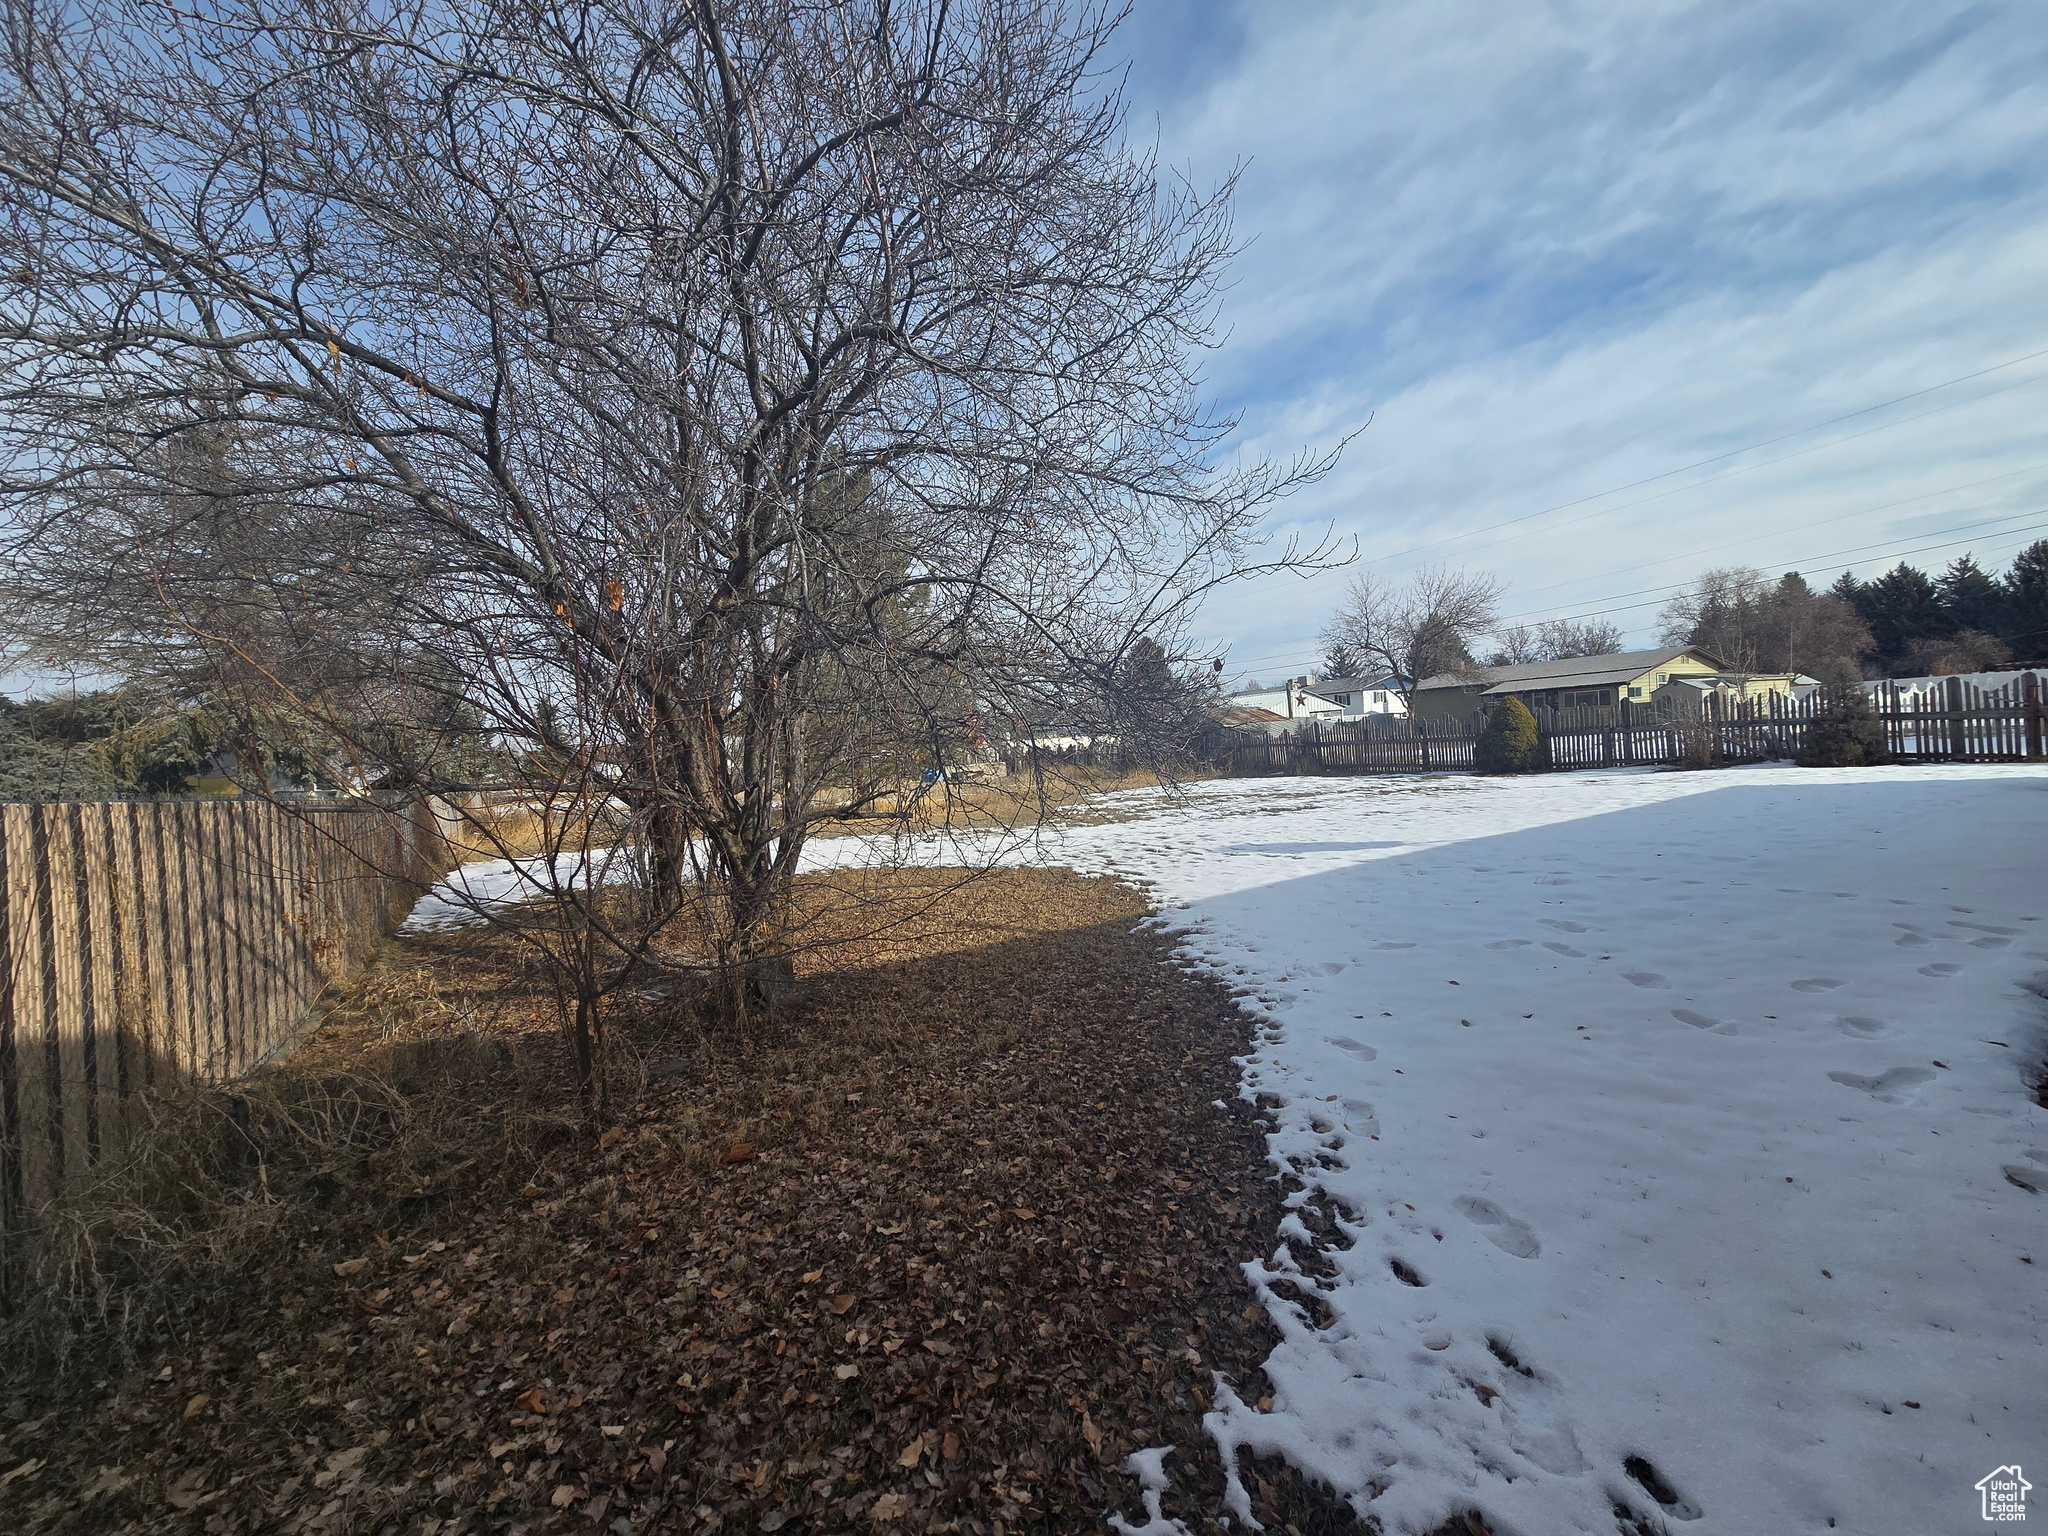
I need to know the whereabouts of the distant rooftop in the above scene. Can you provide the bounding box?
[1417,647,1726,695]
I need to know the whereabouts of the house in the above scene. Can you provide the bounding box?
[1653,670,1820,717]
[1411,647,1807,724]
[1306,674,1409,717]
[1224,680,1348,721]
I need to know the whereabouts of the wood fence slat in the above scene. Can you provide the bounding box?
[80,804,121,1163]
[41,806,89,1184]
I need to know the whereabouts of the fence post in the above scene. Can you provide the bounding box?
[1945,675,1966,761]
[2024,672,2044,760]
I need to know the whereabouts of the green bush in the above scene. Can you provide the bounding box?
[1474,696,1544,773]
[1797,684,1889,768]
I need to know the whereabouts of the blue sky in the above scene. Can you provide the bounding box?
[1113,0,2048,685]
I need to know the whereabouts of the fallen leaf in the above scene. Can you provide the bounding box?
[828,1293,857,1315]
[801,1269,824,1284]
[551,1484,577,1508]
[164,1471,207,1511]
[325,1448,367,1475]
[942,1431,961,1462]
[922,1338,953,1355]
[0,1458,42,1487]
[183,1393,210,1418]
[599,1126,627,1150]
[332,1257,369,1278]
[897,1435,925,1468]
[600,1424,624,1438]
[720,1141,757,1166]
[761,1513,789,1532]
[515,1387,545,1414]
[1104,1302,1133,1325]
[1009,1208,1036,1220]
[835,1363,860,1380]
[871,1492,910,1523]
[1080,1413,1102,1450]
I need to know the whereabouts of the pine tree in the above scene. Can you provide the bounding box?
[2006,540,2048,661]
[1473,696,1544,773]
[1936,554,2008,637]
[1858,563,1949,675]
[1797,667,1888,768]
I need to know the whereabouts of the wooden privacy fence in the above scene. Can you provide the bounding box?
[1199,672,2047,777]
[0,796,454,1247]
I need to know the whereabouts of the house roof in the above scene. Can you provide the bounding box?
[1211,705,1285,725]
[1417,648,1724,695]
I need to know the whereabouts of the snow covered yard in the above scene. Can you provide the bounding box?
[1053,765,2048,1536]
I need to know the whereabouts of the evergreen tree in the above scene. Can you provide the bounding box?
[2006,539,2048,661]
[1936,554,2008,637]
[1796,665,1889,768]
[1857,563,1949,676]
[1473,696,1544,773]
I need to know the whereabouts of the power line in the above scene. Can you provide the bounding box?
[1348,344,2048,568]
[1501,461,2048,609]
[1489,504,2048,627]
[1225,513,2048,677]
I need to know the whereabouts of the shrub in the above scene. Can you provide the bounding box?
[1797,683,1889,767]
[1474,697,1544,773]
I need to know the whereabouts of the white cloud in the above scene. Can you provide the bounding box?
[1126,0,2048,675]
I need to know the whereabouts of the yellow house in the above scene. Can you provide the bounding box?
[1413,647,1807,723]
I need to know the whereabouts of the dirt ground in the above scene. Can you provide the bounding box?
[0,867,1386,1536]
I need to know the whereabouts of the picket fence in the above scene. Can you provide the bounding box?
[0,796,455,1267]
[1199,672,2047,777]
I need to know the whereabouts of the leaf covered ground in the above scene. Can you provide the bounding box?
[0,868,1374,1535]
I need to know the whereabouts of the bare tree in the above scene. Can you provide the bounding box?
[0,0,1340,1051]
[1320,567,1502,713]
[1658,568,1870,678]
[1486,616,1625,667]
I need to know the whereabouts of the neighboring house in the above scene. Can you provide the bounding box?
[1209,705,1286,728]
[1224,681,1347,720]
[1653,671,1819,717]
[1307,674,1409,717]
[1412,647,1807,723]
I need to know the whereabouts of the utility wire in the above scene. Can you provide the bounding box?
[1225,511,2048,678]
[1348,344,2048,567]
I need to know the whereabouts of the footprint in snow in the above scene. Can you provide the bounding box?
[1374,941,1417,950]
[1670,1009,1719,1030]
[1538,919,1589,933]
[1893,931,1932,948]
[1828,1066,1938,1104]
[1325,1037,1378,1060]
[1487,939,1532,950]
[1623,971,1670,989]
[1543,941,1587,957]
[1951,919,2020,936]
[1834,1016,1892,1038]
[1919,962,1963,977]
[1452,1195,1541,1258]
[1791,978,1848,992]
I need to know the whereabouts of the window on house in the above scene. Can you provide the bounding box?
[1373,691,1387,703]
[1656,673,1668,684]
[1561,689,1612,709]
[1628,685,1643,699]
[1334,693,1352,706]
